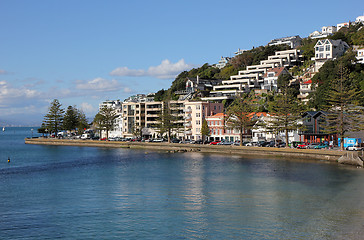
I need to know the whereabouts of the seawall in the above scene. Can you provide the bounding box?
[24,138,346,163]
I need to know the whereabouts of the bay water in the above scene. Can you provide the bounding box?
[1,127,364,239]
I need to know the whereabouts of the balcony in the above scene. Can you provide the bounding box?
[185,114,192,121]
[185,130,192,135]
[184,122,192,128]
[185,108,192,113]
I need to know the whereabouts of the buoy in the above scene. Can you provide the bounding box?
[8,157,10,163]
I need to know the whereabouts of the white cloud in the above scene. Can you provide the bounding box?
[75,77,120,91]
[123,87,133,93]
[80,102,95,113]
[110,59,194,79]
[110,67,146,77]
[0,69,8,74]
[0,81,41,101]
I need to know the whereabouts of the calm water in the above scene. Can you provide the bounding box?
[1,128,364,239]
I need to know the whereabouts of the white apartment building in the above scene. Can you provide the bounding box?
[312,39,349,71]
[122,99,185,139]
[310,26,337,39]
[99,100,123,138]
[203,49,302,101]
[268,36,302,49]
[184,101,223,140]
[214,56,231,69]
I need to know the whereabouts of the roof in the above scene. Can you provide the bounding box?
[263,67,287,78]
[302,79,312,84]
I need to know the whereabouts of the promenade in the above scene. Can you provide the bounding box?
[25,138,347,163]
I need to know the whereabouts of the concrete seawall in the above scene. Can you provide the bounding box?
[25,138,346,163]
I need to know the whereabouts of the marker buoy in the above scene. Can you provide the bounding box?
[8,157,10,163]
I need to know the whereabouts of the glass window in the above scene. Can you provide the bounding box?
[325,45,330,51]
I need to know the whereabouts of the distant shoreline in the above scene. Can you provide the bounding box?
[25,138,347,164]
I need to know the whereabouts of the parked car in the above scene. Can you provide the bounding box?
[297,143,309,149]
[209,141,221,145]
[346,145,363,151]
[314,143,329,149]
[217,141,233,145]
[306,143,320,149]
[276,142,286,148]
[171,138,181,143]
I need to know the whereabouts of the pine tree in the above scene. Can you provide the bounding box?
[322,62,364,150]
[267,74,305,146]
[93,105,118,140]
[63,106,78,132]
[43,99,64,135]
[226,95,257,146]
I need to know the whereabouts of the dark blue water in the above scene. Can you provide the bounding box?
[1,128,364,239]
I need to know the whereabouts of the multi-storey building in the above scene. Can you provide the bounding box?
[312,39,349,71]
[121,97,185,139]
[184,101,223,140]
[268,35,302,49]
[202,49,302,101]
[297,79,314,103]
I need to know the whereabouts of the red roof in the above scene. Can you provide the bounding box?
[302,79,312,84]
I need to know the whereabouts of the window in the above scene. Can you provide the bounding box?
[196,105,200,110]
[325,45,330,51]
[196,113,200,118]
[196,120,201,125]
[214,106,216,110]
[319,46,324,52]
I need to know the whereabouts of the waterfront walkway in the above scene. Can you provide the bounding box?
[25,138,347,163]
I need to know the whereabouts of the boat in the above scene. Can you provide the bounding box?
[2,127,5,131]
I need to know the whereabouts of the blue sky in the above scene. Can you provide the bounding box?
[0,0,363,125]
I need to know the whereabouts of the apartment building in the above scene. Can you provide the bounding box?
[268,35,302,49]
[312,39,349,71]
[98,100,123,138]
[184,101,223,140]
[214,56,231,69]
[297,79,314,102]
[202,49,302,101]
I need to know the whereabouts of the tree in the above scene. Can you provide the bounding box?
[267,74,305,146]
[321,62,364,150]
[37,123,47,137]
[76,109,89,134]
[43,99,64,135]
[155,101,182,143]
[200,119,210,144]
[93,105,118,140]
[63,106,78,132]
[226,95,257,146]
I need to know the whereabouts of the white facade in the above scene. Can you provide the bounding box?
[215,56,231,69]
[357,48,364,64]
[312,39,349,71]
[268,35,302,49]
[252,115,301,143]
[99,100,123,138]
[203,49,302,101]
[337,22,350,31]
[261,67,289,91]
[356,15,364,23]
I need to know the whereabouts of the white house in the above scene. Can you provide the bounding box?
[261,67,290,91]
[337,22,350,31]
[356,15,364,23]
[312,39,349,71]
[356,48,364,64]
[214,56,231,69]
